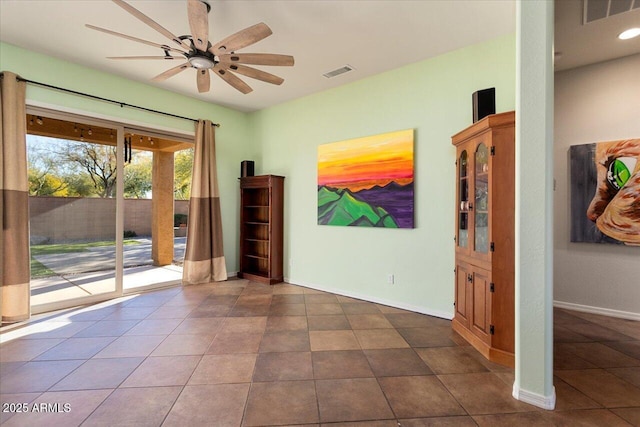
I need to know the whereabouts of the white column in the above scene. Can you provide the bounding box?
[513,0,555,410]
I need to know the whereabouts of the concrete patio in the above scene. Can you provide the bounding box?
[31,238,186,307]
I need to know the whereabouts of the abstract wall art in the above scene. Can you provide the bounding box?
[570,139,640,245]
[317,129,414,228]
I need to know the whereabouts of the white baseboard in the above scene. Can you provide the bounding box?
[285,278,454,320]
[554,300,640,321]
[513,384,556,410]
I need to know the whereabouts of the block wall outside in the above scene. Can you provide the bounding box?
[29,196,189,244]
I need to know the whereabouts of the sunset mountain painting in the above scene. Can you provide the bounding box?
[317,129,414,228]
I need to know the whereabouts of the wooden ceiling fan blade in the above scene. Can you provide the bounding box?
[196,69,211,93]
[152,62,191,82]
[107,56,181,60]
[187,0,209,52]
[112,0,192,51]
[209,22,272,55]
[86,24,186,54]
[222,64,284,85]
[218,53,294,67]
[213,68,253,94]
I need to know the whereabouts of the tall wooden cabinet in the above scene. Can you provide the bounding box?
[238,175,284,285]
[451,111,515,367]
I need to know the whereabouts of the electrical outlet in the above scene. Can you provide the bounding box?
[387,274,394,284]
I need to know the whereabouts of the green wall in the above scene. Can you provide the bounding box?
[1,42,255,273]
[250,34,516,317]
[2,34,515,316]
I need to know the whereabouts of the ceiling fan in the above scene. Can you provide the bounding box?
[86,0,294,94]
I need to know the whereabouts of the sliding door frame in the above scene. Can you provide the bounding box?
[26,105,193,314]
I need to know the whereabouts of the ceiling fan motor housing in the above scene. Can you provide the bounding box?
[188,54,216,69]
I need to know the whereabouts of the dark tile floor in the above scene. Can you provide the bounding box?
[1,279,639,426]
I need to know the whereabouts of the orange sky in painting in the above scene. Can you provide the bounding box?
[317,129,413,192]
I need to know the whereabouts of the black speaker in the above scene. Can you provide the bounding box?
[472,87,496,123]
[241,160,255,178]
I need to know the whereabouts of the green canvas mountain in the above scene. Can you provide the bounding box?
[317,186,398,227]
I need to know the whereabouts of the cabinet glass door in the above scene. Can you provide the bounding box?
[458,150,469,248]
[474,144,489,253]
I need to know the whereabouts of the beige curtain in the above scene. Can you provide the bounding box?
[182,119,227,284]
[1,72,30,323]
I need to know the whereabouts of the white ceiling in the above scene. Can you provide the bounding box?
[554,0,640,71]
[0,1,638,113]
[1,0,515,112]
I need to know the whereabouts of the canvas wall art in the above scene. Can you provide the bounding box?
[317,129,414,228]
[570,139,640,245]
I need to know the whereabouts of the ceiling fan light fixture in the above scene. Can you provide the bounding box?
[189,55,215,69]
[618,27,640,40]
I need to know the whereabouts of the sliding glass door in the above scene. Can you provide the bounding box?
[122,131,193,292]
[26,108,194,313]
[27,107,193,313]
[26,112,123,313]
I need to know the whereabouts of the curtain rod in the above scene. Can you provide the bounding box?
[15,76,220,127]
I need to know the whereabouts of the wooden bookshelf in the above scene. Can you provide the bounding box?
[238,175,284,285]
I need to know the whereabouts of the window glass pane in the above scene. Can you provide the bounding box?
[27,116,117,307]
[122,137,192,292]
[475,144,489,253]
[458,151,468,248]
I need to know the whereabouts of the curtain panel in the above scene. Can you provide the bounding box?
[182,119,227,284]
[0,71,30,323]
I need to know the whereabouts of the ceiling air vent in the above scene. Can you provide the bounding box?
[583,0,639,24]
[323,65,355,79]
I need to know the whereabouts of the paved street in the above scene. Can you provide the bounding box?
[33,237,186,276]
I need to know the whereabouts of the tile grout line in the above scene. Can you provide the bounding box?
[2,285,639,426]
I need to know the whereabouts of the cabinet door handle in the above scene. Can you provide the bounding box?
[468,203,473,211]
[467,274,473,283]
